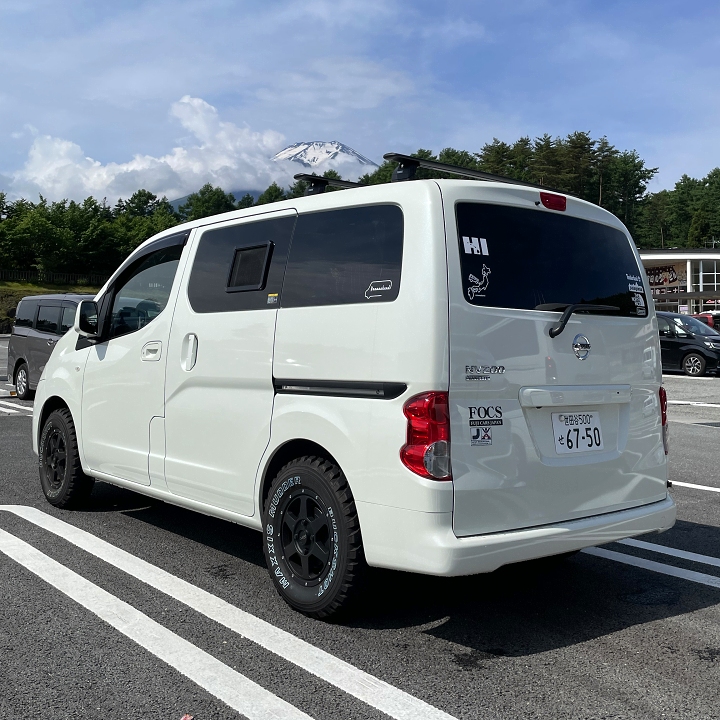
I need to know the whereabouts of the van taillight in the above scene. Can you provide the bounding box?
[540,192,567,211]
[400,392,452,480]
[659,386,669,455]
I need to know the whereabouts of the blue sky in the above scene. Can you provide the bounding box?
[1,0,719,200]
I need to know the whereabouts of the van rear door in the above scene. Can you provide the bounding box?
[442,184,667,538]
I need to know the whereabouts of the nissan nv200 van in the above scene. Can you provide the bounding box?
[32,159,675,617]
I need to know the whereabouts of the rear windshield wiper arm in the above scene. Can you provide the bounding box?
[535,303,620,338]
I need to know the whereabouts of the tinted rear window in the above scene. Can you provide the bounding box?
[281,205,403,308]
[456,203,647,318]
[36,305,61,334]
[15,300,38,328]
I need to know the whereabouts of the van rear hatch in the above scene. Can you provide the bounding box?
[442,185,667,538]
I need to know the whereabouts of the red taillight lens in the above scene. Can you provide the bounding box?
[540,192,567,211]
[400,391,452,480]
[659,386,669,455]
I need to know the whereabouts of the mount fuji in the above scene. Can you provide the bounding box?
[272,141,378,172]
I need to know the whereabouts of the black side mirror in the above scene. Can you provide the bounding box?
[74,300,100,339]
[7,307,16,319]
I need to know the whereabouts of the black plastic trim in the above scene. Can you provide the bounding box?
[274,379,406,399]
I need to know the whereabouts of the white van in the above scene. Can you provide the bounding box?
[32,158,675,617]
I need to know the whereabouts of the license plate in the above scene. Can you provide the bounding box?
[552,412,604,454]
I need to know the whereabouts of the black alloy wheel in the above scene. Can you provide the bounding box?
[15,362,32,400]
[262,456,366,619]
[39,408,94,508]
[683,353,706,377]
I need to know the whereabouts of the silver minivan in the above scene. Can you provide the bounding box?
[8,294,94,399]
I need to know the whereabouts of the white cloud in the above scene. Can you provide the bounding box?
[8,97,291,202]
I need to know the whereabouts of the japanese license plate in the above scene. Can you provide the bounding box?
[552,412,604,454]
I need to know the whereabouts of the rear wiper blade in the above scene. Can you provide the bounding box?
[537,303,620,338]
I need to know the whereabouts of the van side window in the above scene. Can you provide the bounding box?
[60,306,77,334]
[657,316,671,336]
[281,205,403,308]
[188,215,296,313]
[36,306,61,334]
[109,245,183,339]
[14,300,38,328]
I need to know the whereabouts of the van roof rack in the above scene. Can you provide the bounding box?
[293,173,363,196]
[383,152,558,192]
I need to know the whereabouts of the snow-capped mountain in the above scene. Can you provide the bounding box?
[272,141,378,169]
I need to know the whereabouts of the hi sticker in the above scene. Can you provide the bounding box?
[471,426,492,446]
[468,265,491,300]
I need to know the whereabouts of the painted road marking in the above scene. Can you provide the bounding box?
[619,538,720,569]
[0,528,312,720]
[671,480,720,493]
[0,406,23,415]
[584,547,720,589]
[667,400,720,408]
[0,400,30,410]
[0,505,457,720]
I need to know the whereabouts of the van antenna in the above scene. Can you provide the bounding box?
[383,153,565,193]
[293,174,363,196]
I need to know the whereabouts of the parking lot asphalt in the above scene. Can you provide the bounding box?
[1,343,720,719]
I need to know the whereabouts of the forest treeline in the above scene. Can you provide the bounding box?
[0,131,718,276]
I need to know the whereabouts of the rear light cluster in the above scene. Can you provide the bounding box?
[400,392,452,480]
[659,386,669,455]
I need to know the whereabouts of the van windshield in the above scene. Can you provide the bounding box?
[456,202,647,319]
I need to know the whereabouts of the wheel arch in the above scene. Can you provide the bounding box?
[37,395,71,446]
[258,439,340,514]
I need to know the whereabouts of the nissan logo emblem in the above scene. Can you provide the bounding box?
[572,334,591,360]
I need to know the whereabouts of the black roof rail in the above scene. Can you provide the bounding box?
[293,173,363,196]
[383,152,563,193]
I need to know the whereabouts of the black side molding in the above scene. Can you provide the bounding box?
[274,379,406,400]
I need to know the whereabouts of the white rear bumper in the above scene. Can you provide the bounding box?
[357,494,676,576]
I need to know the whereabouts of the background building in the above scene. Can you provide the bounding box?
[640,250,720,315]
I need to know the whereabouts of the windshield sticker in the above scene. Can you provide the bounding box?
[365,280,392,299]
[468,405,503,427]
[628,282,644,293]
[633,293,647,316]
[626,273,642,282]
[462,236,489,256]
[468,266,491,300]
[471,426,493,446]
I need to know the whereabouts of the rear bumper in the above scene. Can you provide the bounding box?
[357,494,676,576]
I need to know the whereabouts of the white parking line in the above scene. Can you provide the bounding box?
[0,505,457,720]
[0,400,30,411]
[0,528,312,720]
[667,400,720,408]
[671,480,720,493]
[0,406,22,415]
[619,538,720,569]
[583,547,720,589]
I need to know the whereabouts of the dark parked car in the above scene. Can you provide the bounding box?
[8,294,94,399]
[657,311,720,376]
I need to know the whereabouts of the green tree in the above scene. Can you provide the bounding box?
[236,193,255,209]
[255,182,286,205]
[179,184,237,220]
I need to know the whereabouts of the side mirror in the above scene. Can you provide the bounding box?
[7,307,16,319]
[74,300,100,339]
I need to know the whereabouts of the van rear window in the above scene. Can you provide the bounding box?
[456,203,647,318]
[15,299,38,328]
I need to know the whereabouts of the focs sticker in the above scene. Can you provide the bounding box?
[468,405,503,427]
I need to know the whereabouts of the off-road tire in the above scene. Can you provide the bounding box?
[39,408,94,508]
[683,353,706,377]
[262,456,366,619]
[15,362,33,400]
